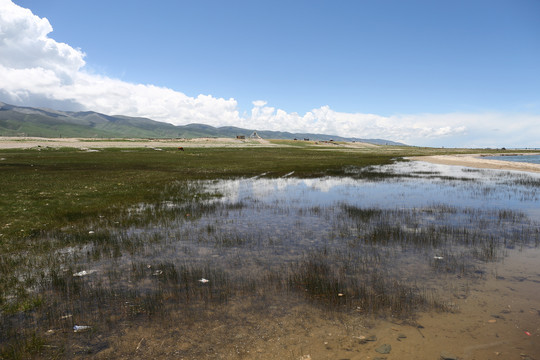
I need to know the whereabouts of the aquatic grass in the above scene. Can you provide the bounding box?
[287,250,441,317]
[342,205,383,222]
[0,331,46,360]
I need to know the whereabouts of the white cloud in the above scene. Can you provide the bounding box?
[1,0,539,148]
[0,0,241,126]
[246,104,540,147]
[0,0,84,78]
[252,100,267,107]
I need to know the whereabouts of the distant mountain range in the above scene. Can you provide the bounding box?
[0,102,405,145]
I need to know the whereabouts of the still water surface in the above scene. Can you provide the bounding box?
[206,161,540,217]
[153,160,540,359]
[486,154,540,165]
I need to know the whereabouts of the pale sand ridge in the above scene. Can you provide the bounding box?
[0,137,278,149]
[0,137,382,150]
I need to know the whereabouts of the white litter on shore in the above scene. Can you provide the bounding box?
[73,270,97,277]
[73,325,91,332]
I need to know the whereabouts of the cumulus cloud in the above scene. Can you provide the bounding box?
[252,100,267,107]
[1,0,538,148]
[246,103,540,147]
[0,0,84,77]
[0,0,241,126]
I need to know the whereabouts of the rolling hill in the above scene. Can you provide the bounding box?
[0,102,404,145]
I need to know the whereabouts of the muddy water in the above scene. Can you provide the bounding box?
[412,247,540,360]
[45,162,540,359]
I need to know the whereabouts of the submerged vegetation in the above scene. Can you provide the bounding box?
[1,146,539,359]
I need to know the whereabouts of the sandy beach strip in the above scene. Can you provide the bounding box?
[409,153,540,173]
[0,137,278,149]
[0,137,390,150]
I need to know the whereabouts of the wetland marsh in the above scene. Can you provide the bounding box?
[0,146,539,359]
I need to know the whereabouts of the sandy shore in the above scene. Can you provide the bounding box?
[0,136,279,149]
[409,153,540,173]
[0,136,383,150]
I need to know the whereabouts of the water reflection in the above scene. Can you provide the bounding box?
[207,161,540,218]
[485,154,540,164]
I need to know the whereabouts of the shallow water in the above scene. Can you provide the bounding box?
[486,153,540,165]
[106,161,540,359]
[208,161,540,217]
[4,161,540,359]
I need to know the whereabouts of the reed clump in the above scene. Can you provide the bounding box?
[288,250,442,317]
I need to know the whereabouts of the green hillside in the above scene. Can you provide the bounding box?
[0,102,405,145]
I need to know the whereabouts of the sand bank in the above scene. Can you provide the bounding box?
[409,153,540,173]
[0,137,278,149]
[0,137,386,150]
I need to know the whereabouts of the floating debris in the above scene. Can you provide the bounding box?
[88,230,95,234]
[199,278,209,283]
[73,270,97,277]
[73,325,91,333]
[356,334,377,344]
[283,171,295,178]
[251,172,268,179]
[152,270,163,276]
[434,256,444,260]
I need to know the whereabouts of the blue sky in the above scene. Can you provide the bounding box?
[1,0,540,147]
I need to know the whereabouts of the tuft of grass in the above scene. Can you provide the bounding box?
[288,251,440,317]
